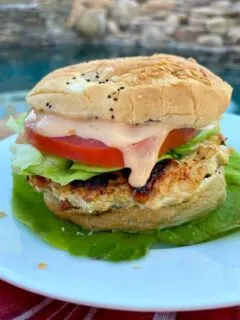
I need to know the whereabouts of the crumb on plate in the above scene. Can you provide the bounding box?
[132,265,141,269]
[37,263,48,270]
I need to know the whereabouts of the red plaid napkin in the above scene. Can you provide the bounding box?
[1,281,240,320]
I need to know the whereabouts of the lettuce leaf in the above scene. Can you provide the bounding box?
[173,126,219,156]
[157,153,174,162]
[158,152,240,246]
[12,174,157,261]
[225,152,240,186]
[7,114,25,133]
[12,152,240,261]
[12,144,98,185]
[12,144,43,172]
[71,162,120,173]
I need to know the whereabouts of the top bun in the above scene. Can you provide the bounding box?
[27,54,232,128]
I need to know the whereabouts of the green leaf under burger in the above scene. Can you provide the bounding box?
[12,152,240,261]
[158,152,240,246]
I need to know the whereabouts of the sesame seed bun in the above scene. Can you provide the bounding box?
[27,54,232,128]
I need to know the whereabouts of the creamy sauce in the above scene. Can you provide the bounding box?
[25,111,177,187]
[124,136,170,187]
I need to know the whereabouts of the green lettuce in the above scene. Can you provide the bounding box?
[225,151,240,186]
[157,153,174,162]
[12,173,157,261]
[7,114,25,133]
[71,162,120,173]
[12,152,240,261]
[158,152,240,245]
[11,144,99,186]
[173,126,219,156]
[12,144,42,172]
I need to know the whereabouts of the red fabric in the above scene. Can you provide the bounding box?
[178,308,240,320]
[0,280,239,320]
[0,281,45,320]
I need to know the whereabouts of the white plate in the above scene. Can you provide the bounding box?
[1,113,240,312]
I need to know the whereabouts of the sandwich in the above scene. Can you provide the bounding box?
[11,54,233,233]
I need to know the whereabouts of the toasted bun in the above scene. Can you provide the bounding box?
[44,169,226,232]
[27,54,232,128]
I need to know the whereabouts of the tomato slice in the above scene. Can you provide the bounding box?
[25,123,196,168]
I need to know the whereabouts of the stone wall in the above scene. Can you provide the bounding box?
[0,0,240,49]
[0,0,77,46]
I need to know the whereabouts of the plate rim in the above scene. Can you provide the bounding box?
[2,268,240,312]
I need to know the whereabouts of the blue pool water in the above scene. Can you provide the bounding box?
[0,44,239,116]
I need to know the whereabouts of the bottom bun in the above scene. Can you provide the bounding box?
[44,169,226,232]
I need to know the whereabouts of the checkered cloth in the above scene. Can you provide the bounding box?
[1,281,239,320]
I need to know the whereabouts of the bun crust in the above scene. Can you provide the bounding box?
[44,169,226,232]
[27,54,232,128]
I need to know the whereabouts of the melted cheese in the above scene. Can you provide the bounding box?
[25,111,177,187]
